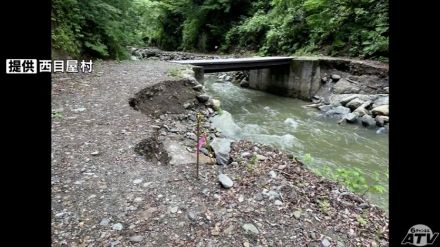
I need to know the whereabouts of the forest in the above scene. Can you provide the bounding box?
[52,0,388,60]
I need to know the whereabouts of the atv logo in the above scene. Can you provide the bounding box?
[402,224,439,246]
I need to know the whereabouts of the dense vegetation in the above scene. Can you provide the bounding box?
[52,0,388,60]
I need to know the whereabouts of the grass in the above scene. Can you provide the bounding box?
[167,67,183,78]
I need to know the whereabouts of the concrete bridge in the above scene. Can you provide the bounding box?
[171,57,293,73]
[171,56,388,101]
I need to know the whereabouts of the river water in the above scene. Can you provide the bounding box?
[204,76,389,210]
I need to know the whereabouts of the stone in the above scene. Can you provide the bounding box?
[372,96,389,108]
[353,106,369,117]
[210,138,232,165]
[321,238,331,247]
[196,94,210,103]
[375,115,389,127]
[193,84,203,91]
[256,154,267,161]
[240,80,249,88]
[371,105,389,116]
[207,99,221,111]
[200,148,210,156]
[345,112,359,123]
[325,106,351,116]
[243,242,250,247]
[360,115,376,127]
[169,206,178,214]
[333,78,360,94]
[186,132,197,141]
[129,235,144,242]
[264,190,281,200]
[218,174,234,188]
[242,223,259,235]
[91,151,100,156]
[319,105,333,112]
[210,110,242,137]
[183,102,192,109]
[133,179,143,184]
[112,223,123,231]
[274,200,283,206]
[269,170,277,178]
[384,87,389,93]
[346,98,364,111]
[376,127,388,135]
[241,152,252,158]
[293,210,301,219]
[331,74,341,81]
[100,218,110,226]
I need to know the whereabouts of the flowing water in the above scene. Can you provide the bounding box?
[205,76,389,210]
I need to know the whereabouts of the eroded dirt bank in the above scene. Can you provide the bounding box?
[52,60,388,247]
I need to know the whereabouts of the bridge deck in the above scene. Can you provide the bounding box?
[171,56,293,73]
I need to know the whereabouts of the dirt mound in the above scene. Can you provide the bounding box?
[129,79,199,117]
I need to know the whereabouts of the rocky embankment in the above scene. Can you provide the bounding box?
[129,47,236,61]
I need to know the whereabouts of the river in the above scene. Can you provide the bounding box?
[204,75,389,211]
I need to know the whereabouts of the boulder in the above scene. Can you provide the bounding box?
[210,138,233,166]
[332,78,361,94]
[206,99,221,111]
[331,74,341,81]
[325,106,351,116]
[375,115,389,127]
[372,96,389,108]
[360,115,376,127]
[346,98,364,111]
[318,105,333,112]
[345,112,359,123]
[240,79,250,88]
[196,94,210,103]
[371,105,389,116]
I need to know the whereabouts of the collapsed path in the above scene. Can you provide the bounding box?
[52,60,388,247]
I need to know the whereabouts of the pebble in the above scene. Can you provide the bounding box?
[243,242,250,247]
[256,154,267,161]
[321,238,331,247]
[133,179,143,184]
[129,235,144,242]
[274,200,283,206]
[293,210,302,219]
[218,174,234,189]
[91,151,100,156]
[100,218,110,226]
[269,170,277,178]
[112,223,123,231]
[242,223,259,235]
[170,206,178,214]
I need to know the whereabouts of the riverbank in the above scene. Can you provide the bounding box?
[52,60,388,246]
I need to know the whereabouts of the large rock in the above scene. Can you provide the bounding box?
[372,95,389,108]
[210,111,242,137]
[360,115,376,127]
[196,94,210,103]
[371,105,389,116]
[242,223,259,235]
[332,79,361,94]
[346,98,364,111]
[240,79,249,88]
[218,174,233,188]
[206,99,221,111]
[325,106,351,116]
[345,112,359,123]
[319,105,333,112]
[375,115,389,127]
[210,138,232,165]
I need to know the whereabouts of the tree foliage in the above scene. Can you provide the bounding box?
[52,0,388,59]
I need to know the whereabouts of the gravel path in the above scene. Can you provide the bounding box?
[52,60,186,246]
